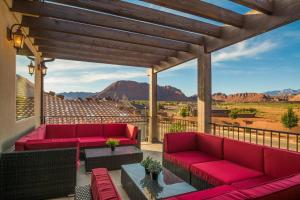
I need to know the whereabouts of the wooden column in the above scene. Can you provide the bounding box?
[197,47,212,133]
[149,67,158,143]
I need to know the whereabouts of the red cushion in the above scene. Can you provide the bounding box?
[197,133,223,159]
[191,160,263,186]
[125,124,138,140]
[103,123,126,137]
[91,168,121,200]
[164,151,219,170]
[224,138,264,172]
[164,132,197,153]
[231,176,274,189]
[79,137,107,148]
[239,173,300,200]
[76,124,103,137]
[109,137,137,145]
[167,185,235,200]
[46,124,76,139]
[15,126,46,151]
[264,147,300,178]
[205,191,248,200]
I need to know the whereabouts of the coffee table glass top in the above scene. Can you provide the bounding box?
[85,146,142,158]
[122,163,196,199]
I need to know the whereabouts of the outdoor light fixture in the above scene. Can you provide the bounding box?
[28,61,35,76]
[8,24,26,51]
[40,64,48,76]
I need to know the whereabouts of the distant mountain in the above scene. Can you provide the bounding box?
[58,92,96,100]
[264,89,300,96]
[91,80,190,101]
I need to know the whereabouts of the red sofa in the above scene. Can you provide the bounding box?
[15,123,139,151]
[163,132,300,200]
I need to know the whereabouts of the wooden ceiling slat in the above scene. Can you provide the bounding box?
[30,30,177,56]
[45,0,221,37]
[35,39,166,61]
[142,0,244,27]
[230,0,273,14]
[22,16,191,52]
[12,0,203,44]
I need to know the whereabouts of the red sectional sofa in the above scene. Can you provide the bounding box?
[15,123,139,151]
[163,132,300,200]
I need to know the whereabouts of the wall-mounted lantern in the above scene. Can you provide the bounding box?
[28,61,35,76]
[8,24,26,51]
[40,64,48,76]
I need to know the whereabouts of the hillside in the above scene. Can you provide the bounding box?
[91,80,190,101]
[265,89,300,96]
[58,92,95,100]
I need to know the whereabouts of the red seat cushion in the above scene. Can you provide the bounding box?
[166,185,235,200]
[125,124,138,140]
[231,176,274,189]
[76,124,103,137]
[79,137,107,148]
[109,137,137,145]
[205,191,248,200]
[264,147,300,178]
[46,124,77,139]
[197,133,223,159]
[91,168,121,200]
[103,123,126,137]
[15,126,46,151]
[191,160,263,186]
[164,151,219,170]
[224,138,264,172]
[164,132,197,153]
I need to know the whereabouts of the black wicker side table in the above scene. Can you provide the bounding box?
[84,146,143,172]
[121,163,197,200]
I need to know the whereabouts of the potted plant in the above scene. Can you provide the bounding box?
[141,156,153,174]
[148,160,162,181]
[106,138,120,151]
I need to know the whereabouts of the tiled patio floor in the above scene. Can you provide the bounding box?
[51,143,163,200]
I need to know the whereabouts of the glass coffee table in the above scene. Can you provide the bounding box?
[121,163,196,200]
[84,146,143,172]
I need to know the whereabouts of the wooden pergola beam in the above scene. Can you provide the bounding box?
[142,0,244,27]
[206,0,300,53]
[40,47,158,65]
[230,0,273,14]
[45,0,221,37]
[42,52,154,68]
[29,30,177,56]
[12,0,203,45]
[22,16,191,52]
[35,39,166,62]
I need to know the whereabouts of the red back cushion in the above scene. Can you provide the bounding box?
[264,148,300,178]
[125,124,138,140]
[103,123,127,137]
[76,124,103,137]
[197,133,224,159]
[37,125,46,139]
[164,132,197,153]
[46,124,76,139]
[25,138,79,150]
[224,138,264,172]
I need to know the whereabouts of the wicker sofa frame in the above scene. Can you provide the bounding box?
[0,147,77,200]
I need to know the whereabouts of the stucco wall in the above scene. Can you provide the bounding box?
[0,0,42,152]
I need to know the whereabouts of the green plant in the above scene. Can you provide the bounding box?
[229,109,238,119]
[169,123,186,132]
[106,138,120,147]
[141,156,153,170]
[281,107,299,130]
[179,106,189,117]
[148,160,162,174]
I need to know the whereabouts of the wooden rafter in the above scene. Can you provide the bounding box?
[22,16,191,52]
[12,0,203,44]
[142,0,244,27]
[230,0,273,14]
[45,0,221,37]
[29,30,177,56]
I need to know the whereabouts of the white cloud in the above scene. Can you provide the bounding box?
[212,40,277,64]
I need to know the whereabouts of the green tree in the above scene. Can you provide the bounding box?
[229,109,238,119]
[179,106,189,117]
[281,107,299,130]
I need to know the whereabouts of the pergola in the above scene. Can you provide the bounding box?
[11,0,300,142]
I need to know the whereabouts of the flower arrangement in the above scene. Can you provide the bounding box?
[106,138,120,151]
[141,156,153,174]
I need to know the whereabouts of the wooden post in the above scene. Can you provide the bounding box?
[149,67,158,143]
[197,46,212,133]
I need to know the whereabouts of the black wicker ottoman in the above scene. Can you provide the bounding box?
[84,146,143,172]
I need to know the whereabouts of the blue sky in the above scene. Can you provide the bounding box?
[16,0,300,96]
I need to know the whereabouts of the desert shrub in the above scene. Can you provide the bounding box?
[179,106,189,117]
[229,109,238,119]
[281,107,298,130]
[169,123,186,132]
